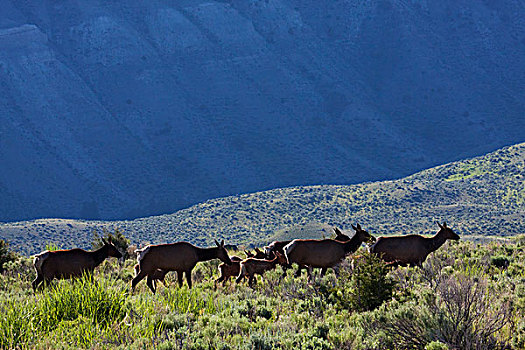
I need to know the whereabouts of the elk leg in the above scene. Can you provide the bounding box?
[279,265,288,281]
[320,267,328,277]
[333,265,341,277]
[248,275,255,287]
[215,275,224,287]
[295,265,303,277]
[146,275,156,294]
[131,269,148,292]
[306,266,314,282]
[32,274,44,290]
[160,277,169,288]
[177,271,183,287]
[185,270,192,288]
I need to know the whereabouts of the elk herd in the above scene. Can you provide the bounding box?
[31,222,460,293]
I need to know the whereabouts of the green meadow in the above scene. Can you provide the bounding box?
[1,237,524,349]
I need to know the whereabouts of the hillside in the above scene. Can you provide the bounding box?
[1,0,524,221]
[2,143,524,255]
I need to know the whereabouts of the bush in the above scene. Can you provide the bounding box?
[368,273,513,350]
[425,341,449,350]
[491,255,511,268]
[347,253,396,312]
[0,240,16,273]
[36,275,128,331]
[92,228,131,259]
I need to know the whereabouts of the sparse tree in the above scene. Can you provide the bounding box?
[92,228,130,260]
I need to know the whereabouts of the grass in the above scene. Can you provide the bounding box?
[0,239,524,349]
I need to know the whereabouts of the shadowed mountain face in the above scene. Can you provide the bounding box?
[0,0,523,221]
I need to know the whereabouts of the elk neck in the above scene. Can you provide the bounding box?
[196,246,222,262]
[343,234,364,254]
[92,244,109,267]
[427,230,448,252]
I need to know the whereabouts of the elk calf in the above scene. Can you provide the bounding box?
[215,250,265,287]
[32,238,122,290]
[215,256,243,287]
[236,252,288,287]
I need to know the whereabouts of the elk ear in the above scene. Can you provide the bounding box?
[357,223,362,230]
[443,222,447,228]
[221,240,225,247]
[351,224,357,231]
[333,227,341,235]
[215,239,220,247]
[437,222,444,229]
[101,237,108,245]
[255,247,262,253]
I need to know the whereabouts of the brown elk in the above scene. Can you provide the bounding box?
[287,226,354,277]
[132,240,231,293]
[236,251,288,287]
[215,250,266,287]
[264,227,350,259]
[370,222,460,267]
[133,264,169,290]
[32,238,122,290]
[133,246,171,291]
[264,240,292,259]
[247,248,267,259]
[284,224,375,281]
[215,256,243,287]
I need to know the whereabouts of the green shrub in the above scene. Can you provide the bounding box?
[0,297,35,348]
[36,275,128,331]
[0,240,16,273]
[92,228,131,259]
[347,253,396,312]
[249,332,276,350]
[45,242,61,251]
[491,255,511,268]
[425,341,449,350]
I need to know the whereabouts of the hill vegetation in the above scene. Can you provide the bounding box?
[1,1,524,221]
[1,143,524,255]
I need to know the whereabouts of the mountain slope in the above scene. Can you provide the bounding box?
[2,143,524,255]
[0,0,524,221]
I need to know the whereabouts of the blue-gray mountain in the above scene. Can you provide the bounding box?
[0,0,523,221]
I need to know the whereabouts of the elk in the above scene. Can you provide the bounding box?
[370,222,460,267]
[133,264,169,290]
[215,250,266,287]
[284,224,375,281]
[319,227,351,276]
[246,248,266,259]
[264,240,292,259]
[32,238,122,290]
[215,256,243,287]
[132,240,232,293]
[236,251,288,287]
[133,246,171,291]
[287,226,354,277]
[264,227,350,259]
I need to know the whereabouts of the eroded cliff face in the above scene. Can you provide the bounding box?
[0,0,523,221]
